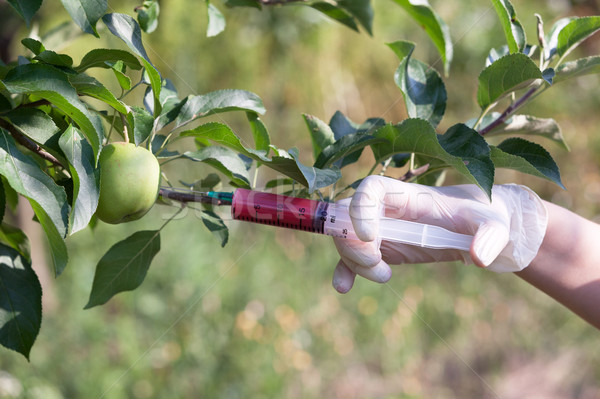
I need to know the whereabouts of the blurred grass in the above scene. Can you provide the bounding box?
[2,0,600,398]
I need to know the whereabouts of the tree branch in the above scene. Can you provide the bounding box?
[478,86,538,136]
[0,119,64,167]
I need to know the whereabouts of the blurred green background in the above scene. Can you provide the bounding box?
[2,0,600,398]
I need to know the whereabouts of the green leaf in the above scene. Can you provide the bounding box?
[201,210,228,247]
[438,124,494,196]
[151,135,179,158]
[371,119,493,197]
[490,138,564,188]
[337,0,373,34]
[7,0,43,26]
[309,3,359,32]
[180,122,269,161]
[102,13,162,117]
[224,0,261,8]
[490,0,526,53]
[85,230,161,309]
[183,147,251,188]
[68,74,128,115]
[286,148,341,193]
[0,243,42,360]
[34,50,74,68]
[486,44,535,67]
[180,122,340,192]
[206,1,226,37]
[265,178,294,189]
[0,129,69,275]
[175,89,266,129]
[58,125,99,234]
[544,17,575,60]
[0,184,4,225]
[1,108,60,147]
[128,106,154,146]
[0,223,30,262]
[556,16,600,60]
[153,79,186,131]
[389,0,452,75]
[554,56,600,84]
[75,48,143,72]
[21,38,45,55]
[477,53,542,109]
[314,132,385,169]
[110,61,132,91]
[303,114,335,159]
[388,41,447,128]
[60,0,107,37]
[3,63,104,160]
[247,112,270,154]
[478,113,569,150]
[136,0,160,33]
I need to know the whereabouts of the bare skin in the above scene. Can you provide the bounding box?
[515,201,600,329]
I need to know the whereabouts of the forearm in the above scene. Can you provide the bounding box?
[515,201,600,329]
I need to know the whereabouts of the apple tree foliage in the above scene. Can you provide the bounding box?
[1,0,600,359]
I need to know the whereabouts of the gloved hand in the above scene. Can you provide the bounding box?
[332,175,548,293]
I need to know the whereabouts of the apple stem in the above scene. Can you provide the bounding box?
[120,114,130,143]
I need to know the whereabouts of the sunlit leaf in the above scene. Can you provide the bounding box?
[247,112,270,154]
[1,108,60,147]
[390,0,452,74]
[183,146,251,188]
[85,230,161,308]
[102,13,162,116]
[68,74,128,114]
[58,125,99,234]
[175,89,265,129]
[388,41,447,127]
[60,0,107,37]
[136,0,160,33]
[477,53,542,109]
[544,17,575,61]
[3,64,104,160]
[556,16,600,60]
[554,55,600,84]
[75,48,142,72]
[206,1,226,37]
[0,129,69,275]
[490,0,526,53]
[303,114,335,159]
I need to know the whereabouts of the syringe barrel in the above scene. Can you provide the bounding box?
[231,188,329,233]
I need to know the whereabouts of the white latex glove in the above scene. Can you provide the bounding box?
[332,175,548,293]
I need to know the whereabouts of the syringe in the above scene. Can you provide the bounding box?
[229,188,473,251]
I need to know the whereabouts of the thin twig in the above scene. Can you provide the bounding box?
[398,163,430,182]
[0,118,64,167]
[19,99,50,108]
[478,86,538,136]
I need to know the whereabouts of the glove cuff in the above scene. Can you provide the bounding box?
[486,184,548,273]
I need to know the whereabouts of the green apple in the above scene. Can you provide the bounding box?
[96,142,161,224]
